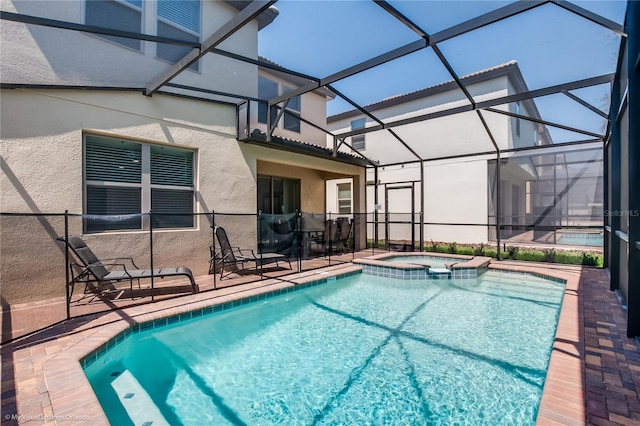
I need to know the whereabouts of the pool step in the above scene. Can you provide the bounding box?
[111,369,170,426]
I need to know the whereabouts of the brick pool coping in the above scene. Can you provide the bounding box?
[487,262,585,425]
[2,260,596,425]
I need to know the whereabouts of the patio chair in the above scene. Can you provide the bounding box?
[59,236,198,302]
[336,217,353,253]
[308,219,340,256]
[210,226,292,279]
[301,213,326,257]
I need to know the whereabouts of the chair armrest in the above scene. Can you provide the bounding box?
[68,261,132,281]
[236,248,257,258]
[86,261,133,278]
[99,257,140,269]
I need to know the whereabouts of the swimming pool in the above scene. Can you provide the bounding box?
[85,270,565,425]
[557,232,603,247]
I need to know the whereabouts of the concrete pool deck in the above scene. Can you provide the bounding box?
[1,254,638,425]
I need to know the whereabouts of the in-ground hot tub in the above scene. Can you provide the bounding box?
[353,252,492,280]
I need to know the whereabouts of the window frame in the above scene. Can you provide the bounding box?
[282,85,301,133]
[258,76,279,126]
[337,182,353,214]
[258,77,302,134]
[83,134,196,233]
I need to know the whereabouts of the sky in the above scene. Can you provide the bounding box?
[257,0,628,144]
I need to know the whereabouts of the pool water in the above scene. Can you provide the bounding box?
[557,232,603,247]
[85,271,565,425]
[385,255,462,270]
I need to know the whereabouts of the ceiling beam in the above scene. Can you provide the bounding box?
[334,72,613,139]
[430,1,549,45]
[210,48,320,82]
[483,107,605,139]
[474,73,615,109]
[0,11,200,47]
[268,39,427,106]
[373,1,429,40]
[146,0,277,96]
[551,0,626,36]
[561,89,610,119]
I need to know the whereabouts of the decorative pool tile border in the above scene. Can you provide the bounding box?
[361,264,484,280]
[451,268,478,280]
[360,263,430,280]
[81,270,361,369]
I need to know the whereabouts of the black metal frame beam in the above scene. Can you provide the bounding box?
[146,0,278,96]
[211,48,320,82]
[166,82,262,102]
[476,73,616,109]
[551,0,626,36]
[483,107,605,139]
[374,139,602,168]
[561,89,610,120]
[0,11,200,47]
[430,1,549,44]
[267,39,427,107]
[335,73,615,139]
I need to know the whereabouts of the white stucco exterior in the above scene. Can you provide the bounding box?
[1,0,259,97]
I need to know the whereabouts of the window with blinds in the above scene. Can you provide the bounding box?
[85,0,143,51]
[84,135,195,232]
[150,145,194,229]
[156,0,201,71]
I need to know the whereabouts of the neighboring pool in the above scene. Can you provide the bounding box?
[557,232,603,247]
[85,271,565,425]
[384,254,463,269]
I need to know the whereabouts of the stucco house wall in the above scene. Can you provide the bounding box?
[1,0,259,97]
[0,89,248,303]
[0,0,365,305]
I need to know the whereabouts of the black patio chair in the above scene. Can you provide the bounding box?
[58,236,198,302]
[210,226,291,279]
[313,219,340,256]
[336,217,353,253]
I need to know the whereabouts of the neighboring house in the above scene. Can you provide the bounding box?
[0,0,366,304]
[326,61,554,244]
